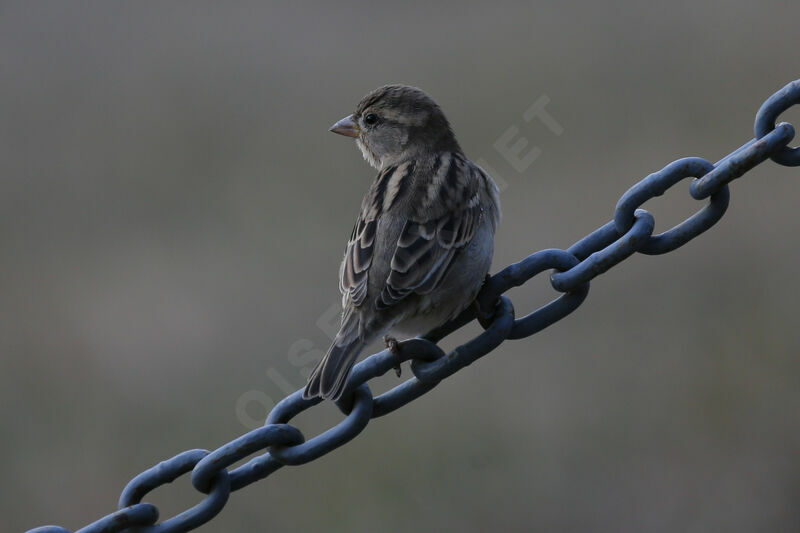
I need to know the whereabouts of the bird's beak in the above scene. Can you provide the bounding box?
[329,115,360,138]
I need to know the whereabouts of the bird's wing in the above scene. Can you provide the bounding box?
[377,201,481,309]
[339,163,400,307]
[340,155,484,312]
[339,216,377,307]
[377,154,483,309]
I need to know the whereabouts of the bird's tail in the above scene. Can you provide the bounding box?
[303,311,366,401]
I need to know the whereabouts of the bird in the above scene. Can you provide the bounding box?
[303,85,501,401]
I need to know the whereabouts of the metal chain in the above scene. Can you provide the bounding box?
[28,79,800,533]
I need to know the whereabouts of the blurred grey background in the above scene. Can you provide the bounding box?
[3,2,799,532]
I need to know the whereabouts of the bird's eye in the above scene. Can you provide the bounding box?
[364,113,379,125]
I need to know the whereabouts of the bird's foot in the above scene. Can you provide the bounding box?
[384,335,402,377]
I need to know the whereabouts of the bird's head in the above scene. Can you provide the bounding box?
[329,85,460,170]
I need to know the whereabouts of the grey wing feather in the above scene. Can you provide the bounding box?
[377,160,484,310]
[341,156,489,312]
[377,202,481,309]
[339,164,399,308]
[340,217,377,307]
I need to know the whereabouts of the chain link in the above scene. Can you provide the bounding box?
[28,79,800,533]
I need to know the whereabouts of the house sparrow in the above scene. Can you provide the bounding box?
[303,85,501,401]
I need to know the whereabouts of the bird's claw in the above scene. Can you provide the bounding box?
[384,335,402,377]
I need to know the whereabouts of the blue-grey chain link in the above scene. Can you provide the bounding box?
[28,79,800,533]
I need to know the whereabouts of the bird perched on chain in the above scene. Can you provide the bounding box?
[304,85,501,401]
